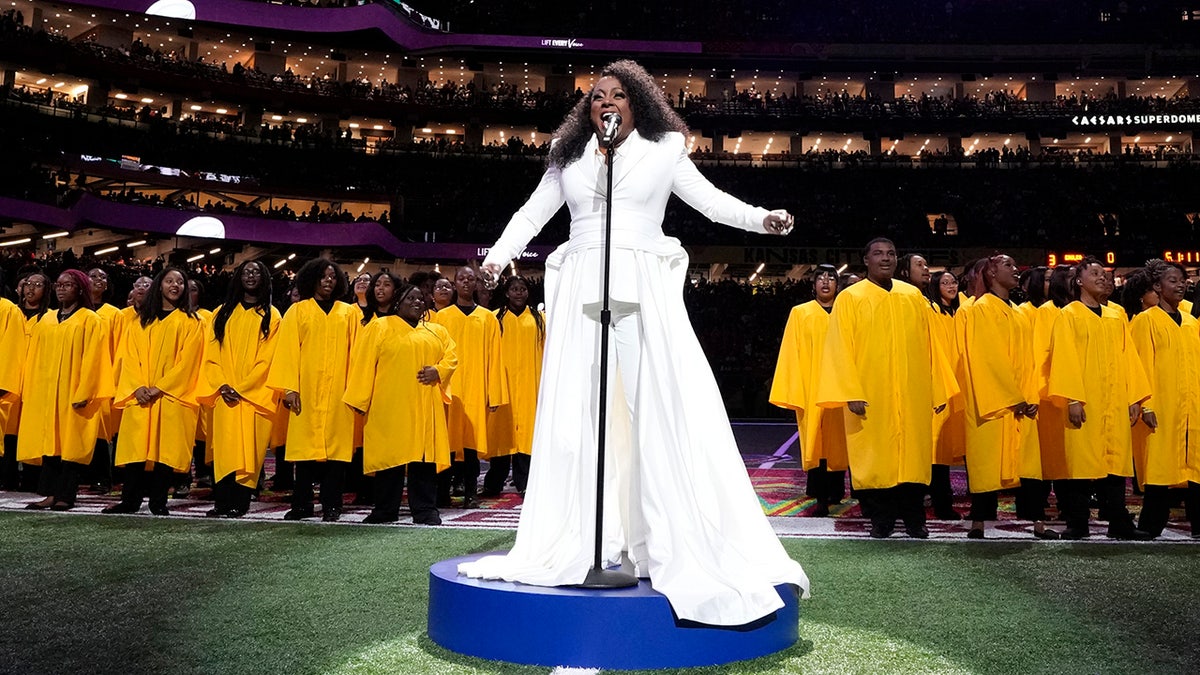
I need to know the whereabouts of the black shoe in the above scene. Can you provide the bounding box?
[461,495,478,509]
[362,511,397,524]
[811,502,831,517]
[479,488,502,498]
[283,508,314,521]
[204,507,222,518]
[221,508,248,519]
[934,509,963,521]
[967,528,984,539]
[102,502,140,514]
[173,485,191,499]
[1107,525,1155,541]
[25,497,54,510]
[413,512,442,526]
[869,522,894,539]
[149,505,170,516]
[322,507,342,522]
[91,482,112,494]
[1060,527,1090,540]
[50,501,73,511]
[1033,528,1061,540]
[905,525,930,539]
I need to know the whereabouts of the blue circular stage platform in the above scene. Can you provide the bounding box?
[428,553,801,669]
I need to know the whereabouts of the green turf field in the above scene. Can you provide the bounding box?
[0,512,1196,674]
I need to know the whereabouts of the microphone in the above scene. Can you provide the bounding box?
[600,112,622,146]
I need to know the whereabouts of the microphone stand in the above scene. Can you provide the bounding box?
[578,128,638,589]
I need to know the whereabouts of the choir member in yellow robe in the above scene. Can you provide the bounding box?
[1117,268,1158,320]
[482,275,545,497]
[1130,260,1200,537]
[83,267,124,492]
[0,273,51,490]
[958,255,1056,539]
[431,278,455,312]
[0,271,34,490]
[346,284,458,524]
[817,238,958,539]
[267,282,301,493]
[429,266,508,507]
[347,271,408,504]
[267,258,360,522]
[1047,256,1153,540]
[187,279,215,491]
[106,276,153,479]
[18,270,113,510]
[770,264,847,515]
[1033,266,1075,514]
[926,269,966,520]
[1016,266,1049,323]
[103,268,205,516]
[198,261,281,518]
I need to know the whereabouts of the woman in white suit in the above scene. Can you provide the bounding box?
[459,60,809,627]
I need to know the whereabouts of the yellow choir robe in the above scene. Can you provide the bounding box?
[94,303,123,440]
[1130,307,1200,487]
[1016,301,1038,323]
[198,304,281,488]
[0,298,28,436]
[816,279,958,490]
[769,301,848,471]
[1180,299,1194,316]
[959,294,1042,493]
[1032,301,1070,479]
[429,305,508,458]
[1046,301,1151,479]
[487,307,545,458]
[114,310,206,472]
[928,305,966,466]
[343,317,457,474]
[266,299,360,463]
[193,309,215,465]
[16,308,113,464]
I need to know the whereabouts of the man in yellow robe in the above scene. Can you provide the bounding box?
[198,261,281,518]
[1130,259,1200,538]
[345,284,458,524]
[268,259,360,522]
[429,267,508,507]
[106,268,205,516]
[17,270,113,510]
[817,238,957,538]
[1047,257,1152,540]
[770,263,847,516]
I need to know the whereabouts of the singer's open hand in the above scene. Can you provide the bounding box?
[763,210,794,235]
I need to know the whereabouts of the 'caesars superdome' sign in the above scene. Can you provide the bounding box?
[1071,114,1200,128]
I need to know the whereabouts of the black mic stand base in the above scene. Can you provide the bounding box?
[577,567,639,589]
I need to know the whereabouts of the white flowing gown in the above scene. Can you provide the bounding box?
[458,130,810,626]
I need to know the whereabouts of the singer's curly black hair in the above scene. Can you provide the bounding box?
[546,59,689,170]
